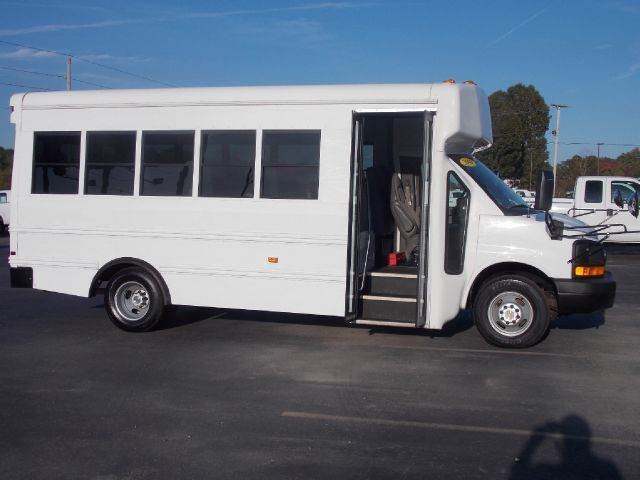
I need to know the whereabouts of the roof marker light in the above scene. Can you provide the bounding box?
[443,79,456,84]
[464,80,476,85]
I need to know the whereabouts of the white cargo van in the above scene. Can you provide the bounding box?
[552,176,640,243]
[0,190,9,234]
[7,83,616,347]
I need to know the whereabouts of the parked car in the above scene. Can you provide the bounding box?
[0,190,9,234]
[514,188,536,200]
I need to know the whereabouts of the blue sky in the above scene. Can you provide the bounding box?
[0,0,638,162]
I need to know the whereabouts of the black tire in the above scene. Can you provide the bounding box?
[473,274,553,348]
[0,220,5,236]
[105,267,166,332]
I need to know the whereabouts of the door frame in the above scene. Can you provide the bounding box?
[416,111,434,327]
[345,109,435,325]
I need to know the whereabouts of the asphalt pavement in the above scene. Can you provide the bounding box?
[1,235,639,479]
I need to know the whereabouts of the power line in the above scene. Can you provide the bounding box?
[68,77,110,89]
[492,133,640,148]
[559,142,640,147]
[0,64,109,89]
[0,64,62,78]
[0,80,51,91]
[0,39,176,88]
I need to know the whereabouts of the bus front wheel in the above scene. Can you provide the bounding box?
[105,267,165,332]
[473,275,552,348]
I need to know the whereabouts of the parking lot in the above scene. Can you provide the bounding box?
[1,235,639,479]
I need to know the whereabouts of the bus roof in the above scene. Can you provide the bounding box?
[10,82,480,110]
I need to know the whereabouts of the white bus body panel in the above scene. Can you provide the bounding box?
[9,83,494,326]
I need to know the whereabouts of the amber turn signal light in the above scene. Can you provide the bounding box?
[574,266,605,277]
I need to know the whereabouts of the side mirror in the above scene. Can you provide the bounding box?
[614,190,624,208]
[629,192,639,218]
[534,170,554,211]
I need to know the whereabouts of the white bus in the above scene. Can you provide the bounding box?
[7,82,616,347]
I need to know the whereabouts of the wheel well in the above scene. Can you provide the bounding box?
[466,262,556,309]
[89,257,171,305]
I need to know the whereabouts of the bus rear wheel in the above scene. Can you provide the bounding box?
[105,267,165,332]
[473,275,552,348]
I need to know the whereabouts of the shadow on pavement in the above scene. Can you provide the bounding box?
[553,312,605,330]
[363,311,474,338]
[90,303,475,335]
[148,306,346,331]
[157,306,227,330]
[510,415,622,480]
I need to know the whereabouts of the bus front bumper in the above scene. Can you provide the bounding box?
[553,273,616,315]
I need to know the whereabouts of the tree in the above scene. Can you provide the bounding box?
[617,148,640,177]
[556,155,598,195]
[0,147,13,189]
[555,148,640,197]
[479,84,550,190]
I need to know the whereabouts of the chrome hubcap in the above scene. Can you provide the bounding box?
[114,281,150,323]
[487,291,534,337]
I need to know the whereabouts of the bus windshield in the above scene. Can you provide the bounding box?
[450,155,529,215]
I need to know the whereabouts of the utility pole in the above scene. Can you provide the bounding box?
[65,56,72,91]
[551,104,568,196]
[529,147,533,191]
[596,142,604,175]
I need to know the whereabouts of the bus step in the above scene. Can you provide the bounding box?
[359,295,416,324]
[355,319,415,328]
[366,272,418,297]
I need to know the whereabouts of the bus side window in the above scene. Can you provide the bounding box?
[141,131,195,197]
[85,131,137,196]
[200,131,256,198]
[260,131,320,200]
[445,172,470,275]
[0,193,6,204]
[32,132,81,194]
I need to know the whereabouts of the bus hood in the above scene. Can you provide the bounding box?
[548,212,599,239]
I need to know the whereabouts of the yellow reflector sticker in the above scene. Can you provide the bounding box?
[460,157,476,167]
[268,257,279,264]
[574,266,605,277]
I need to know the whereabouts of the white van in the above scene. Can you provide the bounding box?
[0,189,9,234]
[7,83,616,347]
